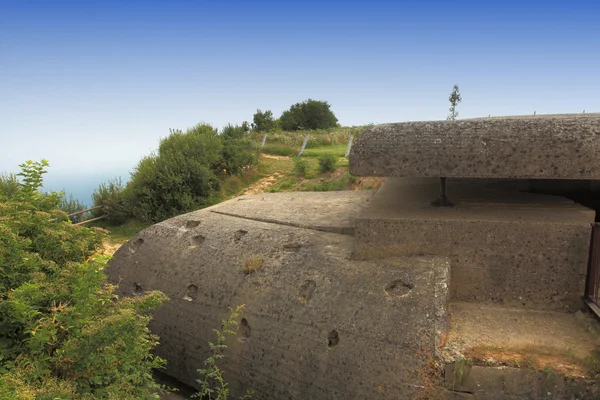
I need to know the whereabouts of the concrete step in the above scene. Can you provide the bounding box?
[441,302,600,399]
[354,178,594,312]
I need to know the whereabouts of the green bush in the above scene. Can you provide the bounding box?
[59,194,87,223]
[293,158,310,177]
[280,99,339,131]
[92,177,128,225]
[318,153,337,173]
[125,124,223,222]
[0,173,19,199]
[0,160,168,399]
[218,124,259,175]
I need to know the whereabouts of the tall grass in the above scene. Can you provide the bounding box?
[248,126,369,149]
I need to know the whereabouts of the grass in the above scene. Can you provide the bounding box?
[299,172,357,192]
[261,143,297,157]
[95,220,152,245]
[216,167,263,199]
[242,256,264,275]
[248,126,367,149]
[301,144,347,158]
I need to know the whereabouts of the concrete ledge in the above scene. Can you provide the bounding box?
[349,113,600,179]
[207,190,376,235]
[354,178,594,312]
[444,364,598,399]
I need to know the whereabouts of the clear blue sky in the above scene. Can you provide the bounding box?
[1,0,599,196]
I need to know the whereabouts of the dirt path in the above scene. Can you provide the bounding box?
[242,172,284,195]
[261,154,290,160]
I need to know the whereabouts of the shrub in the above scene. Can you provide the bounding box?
[92,177,128,225]
[218,124,259,175]
[280,99,339,131]
[125,124,223,222]
[59,193,87,223]
[0,160,168,399]
[0,173,19,199]
[318,153,337,173]
[293,158,310,177]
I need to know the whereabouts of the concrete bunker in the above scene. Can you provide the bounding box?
[108,113,600,399]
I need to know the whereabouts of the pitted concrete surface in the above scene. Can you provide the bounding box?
[354,178,594,312]
[349,113,600,179]
[107,194,450,400]
[209,190,376,235]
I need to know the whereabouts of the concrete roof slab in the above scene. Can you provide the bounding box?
[349,113,600,179]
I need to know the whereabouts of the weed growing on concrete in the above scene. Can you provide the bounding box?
[453,357,473,383]
[584,348,600,381]
[243,256,264,275]
[193,305,253,400]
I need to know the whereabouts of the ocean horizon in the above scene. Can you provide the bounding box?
[42,168,131,207]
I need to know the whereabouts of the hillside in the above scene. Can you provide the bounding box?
[99,127,384,252]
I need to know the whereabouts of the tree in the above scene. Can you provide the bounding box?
[241,121,250,133]
[279,99,339,131]
[0,160,168,399]
[251,109,275,132]
[447,85,462,120]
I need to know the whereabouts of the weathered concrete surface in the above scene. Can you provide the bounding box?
[444,364,598,399]
[349,113,600,179]
[210,190,376,235]
[354,178,594,312]
[107,192,451,400]
[445,302,600,362]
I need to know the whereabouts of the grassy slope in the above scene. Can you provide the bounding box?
[100,127,380,244]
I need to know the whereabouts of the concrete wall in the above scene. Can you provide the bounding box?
[107,194,451,400]
[353,178,594,312]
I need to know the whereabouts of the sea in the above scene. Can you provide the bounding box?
[42,168,131,207]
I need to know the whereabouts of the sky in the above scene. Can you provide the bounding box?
[1,0,599,201]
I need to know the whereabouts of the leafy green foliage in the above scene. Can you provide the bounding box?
[251,109,275,132]
[318,153,337,173]
[0,173,19,199]
[0,160,168,399]
[280,99,339,131]
[194,305,253,400]
[124,123,258,223]
[92,177,128,225]
[218,124,259,176]
[293,158,310,177]
[447,84,462,120]
[125,124,223,222]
